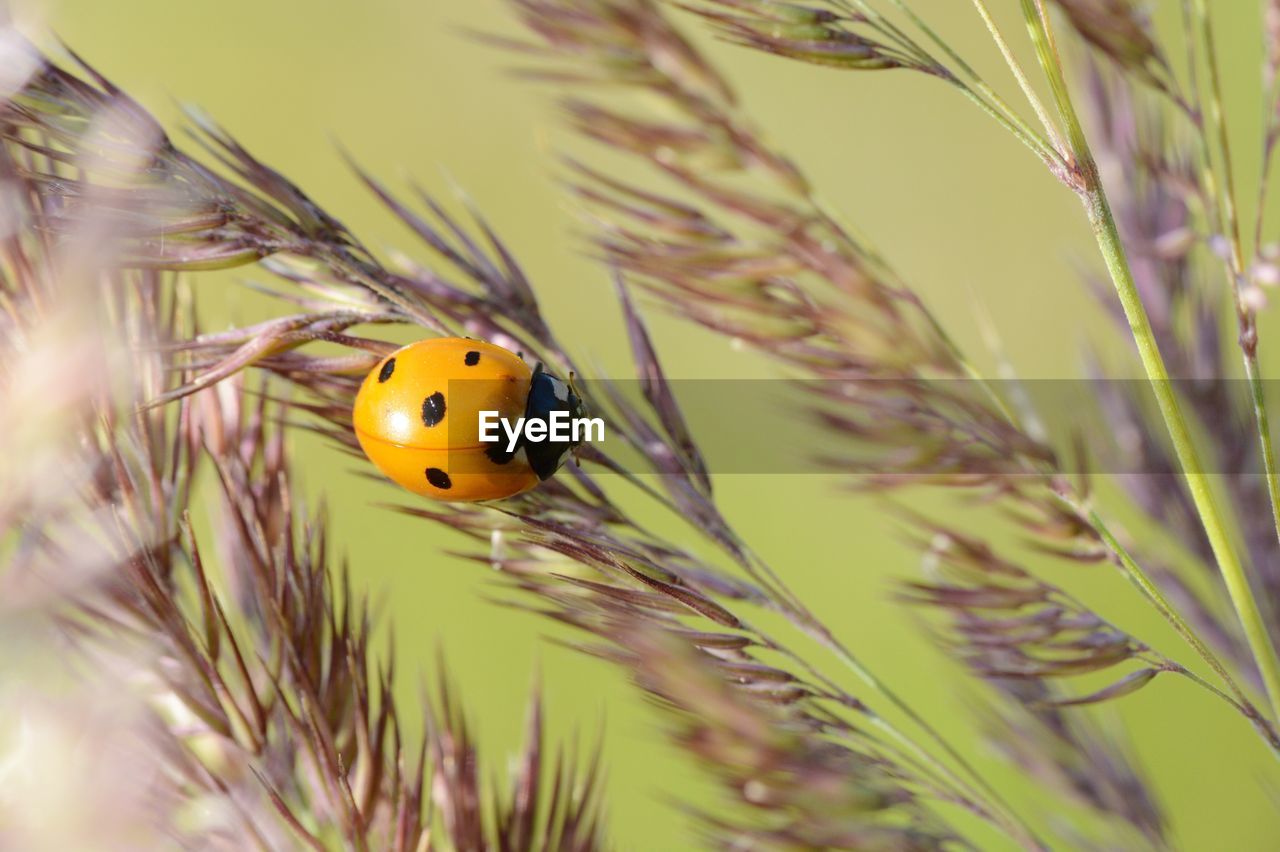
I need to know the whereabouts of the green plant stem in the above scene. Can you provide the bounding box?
[816,629,1046,850]
[968,0,1065,152]
[867,716,1024,850]
[1091,191,1280,722]
[1254,25,1280,256]
[1244,357,1280,565]
[1018,0,1280,725]
[839,0,1063,171]
[1174,666,1274,737]
[951,83,1064,173]
[1187,0,1280,575]
[732,569,1044,847]
[1081,504,1280,750]
[734,536,1041,846]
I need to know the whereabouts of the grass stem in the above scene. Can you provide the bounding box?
[1081,504,1280,751]
[968,0,1066,154]
[1016,0,1280,726]
[849,0,1066,170]
[816,629,1046,850]
[1186,0,1280,590]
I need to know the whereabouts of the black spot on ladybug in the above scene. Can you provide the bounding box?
[425,467,452,490]
[465,350,480,366]
[485,443,515,465]
[421,392,446,428]
[378,357,396,383]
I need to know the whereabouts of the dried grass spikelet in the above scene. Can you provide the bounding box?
[0,10,1170,851]
[1051,0,1162,71]
[898,519,1225,844]
[8,0,1280,846]
[499,0,1280,837]
[0,41,609,852]
[623,627,963,849]
[1050,0,1193,118]
[679,1,940,74]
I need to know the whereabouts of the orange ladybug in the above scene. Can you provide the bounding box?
[352,337,586,501]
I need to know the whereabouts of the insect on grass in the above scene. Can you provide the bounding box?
[5,0,1280,848]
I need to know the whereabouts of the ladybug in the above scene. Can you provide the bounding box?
[352,337,586,502]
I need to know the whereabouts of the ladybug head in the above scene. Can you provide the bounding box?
[523,363,588,480]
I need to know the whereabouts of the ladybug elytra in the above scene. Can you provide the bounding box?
[352,337,586,501]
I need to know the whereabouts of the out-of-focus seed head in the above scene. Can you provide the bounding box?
[1052,0,1164,73]
[684,1,938,74]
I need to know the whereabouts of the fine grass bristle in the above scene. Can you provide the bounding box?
[5,1,1280,848]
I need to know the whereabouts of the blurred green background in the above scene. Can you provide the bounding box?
[31,0,1280,848]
